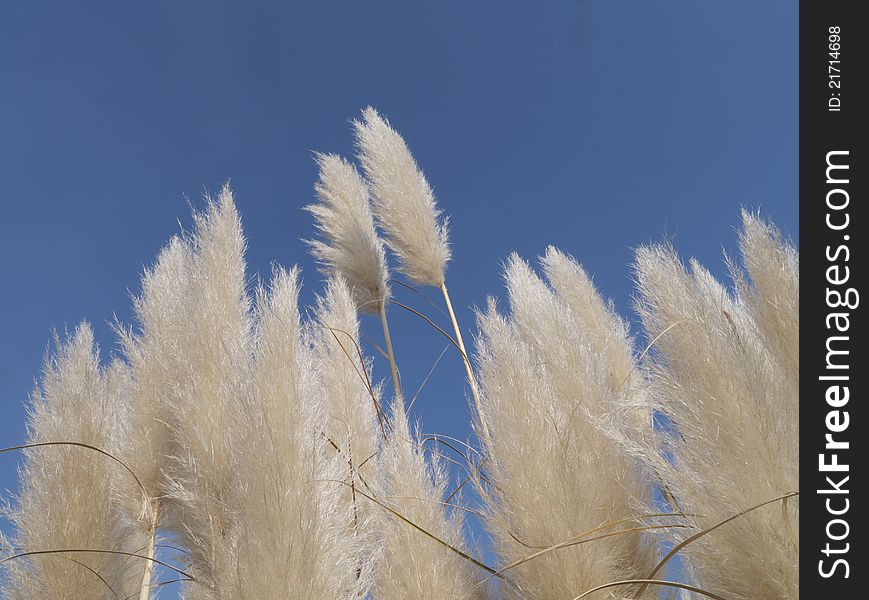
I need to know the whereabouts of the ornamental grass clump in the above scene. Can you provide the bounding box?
[1,109,798,600]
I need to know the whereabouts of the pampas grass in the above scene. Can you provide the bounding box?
[310,276,384,595]
[473,250,654,599]
[354,107,450,288]
[373,399,486,600]
[115,234,194,598]
[154,185,252,598]
[228,267,364,599]
[1,325,144,599]
[1,110,798,600]
[307,153,390,314]
[354,107,478,408]
[312,275,384,481]
[628,212,799,600]
[307,149,404,400]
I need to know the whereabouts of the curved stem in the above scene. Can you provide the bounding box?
[635,490,799,598]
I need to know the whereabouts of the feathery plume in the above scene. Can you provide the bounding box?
[158,184,252,597]
[373,399,485,600]
[354,107,478,408]
[228,268,364,598]
[540,247,636,388]
[734,210,799,385]
[119,235,193,500]
[115,234,194,598]
[630,214,799,600]
[311,276,384,589]
[473,251,653,599]
[354,107,450,287]
[306,153,390,313]
[306,149,402,399]
[1,324,144,599]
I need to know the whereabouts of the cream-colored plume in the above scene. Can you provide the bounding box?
[227,267,364,599]
[473,250,654,599]
[307,153,391,312]
[734,210,799,386]
[113,233,196,598]
[630,212,799,600]
[157,185,253,597]
[144,188,367,599]
[310,276,383,593]
[373,399,485,599]
[354,107,450,287]
[1,325,144,599]
[118,234,192,504]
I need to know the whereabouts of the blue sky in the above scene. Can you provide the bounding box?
[1,0,796,587]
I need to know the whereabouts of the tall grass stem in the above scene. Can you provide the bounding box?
[439,282,479,410]
[138,501,159,600]
[379,302,402,402]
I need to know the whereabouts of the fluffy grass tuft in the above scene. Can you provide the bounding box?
[307,153,391,313]
[473,250,655,599]
[628,213,799,600]
[155,185,252,597]
[2,325,144,599]
[373,399,486,600]
[354,107,450,287]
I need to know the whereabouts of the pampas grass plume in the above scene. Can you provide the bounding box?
[311,276,384,595]
[118,234,193,509]
[374,400,485,600]
[473,251,653,599]
[307,153,391,313]
[228,267,364,599]
[113,233,195,598]
[630,213,799,600]
[157,185,252,596]
[354,107,450,287]
[2,325,143,599]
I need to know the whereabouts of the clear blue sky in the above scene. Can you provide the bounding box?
[1,0,796,581]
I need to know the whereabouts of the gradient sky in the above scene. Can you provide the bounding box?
[0,0,797,589]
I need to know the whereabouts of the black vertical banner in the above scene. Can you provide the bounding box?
[801,1,866,596]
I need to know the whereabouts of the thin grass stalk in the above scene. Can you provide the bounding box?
[137,501,159,600]
[635,490,800,598]
[571,579,729,600]
[344,483,499,579]
[379,301,402,402]
[440,281,480,410]
[0,549,193,581]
